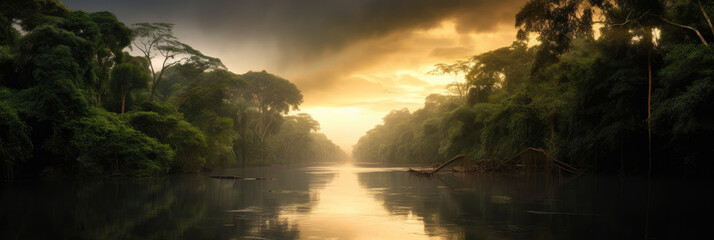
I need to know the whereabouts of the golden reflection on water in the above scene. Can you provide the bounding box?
[280,164,439,239]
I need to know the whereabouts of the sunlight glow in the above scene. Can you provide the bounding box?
[298,107,383,154]
[279,164,438,239]
[291,20,519,154]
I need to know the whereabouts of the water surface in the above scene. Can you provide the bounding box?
[1,163,707,239]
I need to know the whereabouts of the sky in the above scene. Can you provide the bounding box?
[61,0,528,153]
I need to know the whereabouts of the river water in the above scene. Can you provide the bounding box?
[0,163,708,239]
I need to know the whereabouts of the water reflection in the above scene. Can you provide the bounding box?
[281,164,432,239]
[358,172,709,240]
[357,172,569,239]
[1,164,707,239]
[0,165,334,240]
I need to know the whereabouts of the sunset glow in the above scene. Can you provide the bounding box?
[61,0,529,154]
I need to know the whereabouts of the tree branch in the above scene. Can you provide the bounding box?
[697,0,714,37]
[660,17,709,45]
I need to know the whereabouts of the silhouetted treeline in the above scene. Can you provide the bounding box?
[0,0,345,179]
[354,0,714,177]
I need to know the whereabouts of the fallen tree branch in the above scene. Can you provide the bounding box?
[429,154,466,174]
[209,175,274,180]
[409,154,466,176]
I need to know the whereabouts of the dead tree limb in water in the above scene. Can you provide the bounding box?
[209,175,274,180]
[410,154,466,176]
[430,154,466,174]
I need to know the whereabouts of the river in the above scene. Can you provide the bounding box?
[0,163,707,239]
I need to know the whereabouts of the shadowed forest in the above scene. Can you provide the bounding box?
[0,0,346,179]
[354,0,714,178]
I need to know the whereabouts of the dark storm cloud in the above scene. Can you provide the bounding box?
[61,0,527,63]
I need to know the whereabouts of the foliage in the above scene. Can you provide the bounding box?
[129,22,225,101]
[0,0,69,42]
[355,1,714,178]
[0,1,346,178]
[240,71,303,143]
[176,69,244,168]
[0,95,32,180]
[651,43,714,175]
[110,62,150,113]
[89,11,132,104]
[126,102,207,173]
[59,108,174,177]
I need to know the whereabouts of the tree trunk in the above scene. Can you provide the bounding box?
[121,92,128,114]
[549,113,555,152]
[149,83,156,102]
[647,48,652,164]
[645,45,653,240]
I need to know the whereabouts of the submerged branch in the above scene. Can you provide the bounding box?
[209,175,274,180]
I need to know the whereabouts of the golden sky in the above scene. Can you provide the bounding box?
[62,0,529,154]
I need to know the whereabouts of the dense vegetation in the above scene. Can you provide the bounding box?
[354,0,714,177]
[0,0,345,179]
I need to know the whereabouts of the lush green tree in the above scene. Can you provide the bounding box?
[110,62,150,114]
[0,5,178,177]
[89,11,132,104]
[515,0,599,70]
[240,71,303,143]
[1,1,344,178]
[15,24,95,118]
[156,59,226,105]
[176,69,245,167]
[130,22,224,101]
[126,101,207,173]
[0,0,69,45]
[57,107,174,177]
[467,41,534,101]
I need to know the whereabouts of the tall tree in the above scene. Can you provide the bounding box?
[428,60,473,104]
[110,62,150,114]
[89,11,132,104]
[466,41,534,104]
[240,71,303,143]
[129,22,223,101]
[515,0,599,70]
[178,69,245,167]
